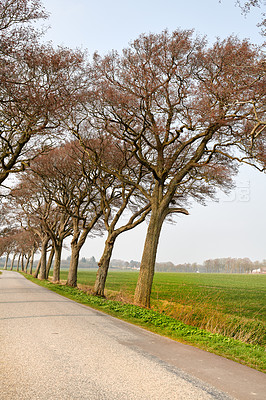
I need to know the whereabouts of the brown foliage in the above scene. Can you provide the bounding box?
[0,0,48,31]
[85,29,265,306]
[89,31,265,210]
[0,0,87,184]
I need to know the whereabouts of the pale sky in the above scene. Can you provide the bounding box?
[40,0,266,264]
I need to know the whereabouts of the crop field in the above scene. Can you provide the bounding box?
[58,270,266,346]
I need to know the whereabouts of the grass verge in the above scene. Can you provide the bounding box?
[59,270,265,347]
[21,273,265,373]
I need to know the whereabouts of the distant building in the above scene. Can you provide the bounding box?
[251,267,266,274]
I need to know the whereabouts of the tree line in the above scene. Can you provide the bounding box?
[0,0,265,307]
[156,258,266,273]
[1,253,265,275]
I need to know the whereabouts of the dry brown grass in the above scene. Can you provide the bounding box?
[151,298,265,345]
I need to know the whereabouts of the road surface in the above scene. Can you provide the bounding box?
[0,270,265,399]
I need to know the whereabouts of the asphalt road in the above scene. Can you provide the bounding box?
[0,270,265,400]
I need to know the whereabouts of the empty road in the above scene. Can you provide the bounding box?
[0,270,265,399]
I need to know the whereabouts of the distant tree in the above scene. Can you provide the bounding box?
[129,260,141,269]
[0,224,34,271]
[155,261,175,272]
[89,256,96,264]
[9,178,53,279]
[202,257,255,273]
[0,227,39,272]
[0,235,12,269]
[11,229,38,272]
[87,256,98,267]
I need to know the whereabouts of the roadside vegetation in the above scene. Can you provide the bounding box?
[20,271,266,372]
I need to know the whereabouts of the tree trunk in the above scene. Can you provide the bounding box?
[21,253,25,272]
[67,227,91,287]
[52,242,62,283]
[24,253,30,273]
[66,211,103,287]
[134,209,164,308]
[16,253,21,271]
[45,247,55,279]
[4,252,10,270]
[94,236,116,296]
[67,240,80,287]
[29,249,35,275]
[39,237,49,280]
[33,258,41,278]
[10,253,16,271]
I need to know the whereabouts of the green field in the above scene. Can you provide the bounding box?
[57,270,265,346]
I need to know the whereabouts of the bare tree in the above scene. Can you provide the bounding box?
[30,142,104,287]
[219,0,266,36]
[235,0,265,35]
[81,30,265,307]
[8,173,62,279]
[0,0,48,31]
[0,235,12,269]
[21,159,73,281]
[0,0,87,185]
[84,139,152,296]
[12,229,38,272]
[31,138,150,293]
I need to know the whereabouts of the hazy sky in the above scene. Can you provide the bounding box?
[40,0,266,264]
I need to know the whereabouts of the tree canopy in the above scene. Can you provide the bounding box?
[76,30,265,306]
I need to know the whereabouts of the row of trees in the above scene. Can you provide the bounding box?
[0,229,39,273]
[96,258,266,274]
[0,0,265,307]
[1,140,150,295]
[203,258,266,274]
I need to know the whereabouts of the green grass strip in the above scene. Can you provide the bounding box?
[21,273,265,373]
